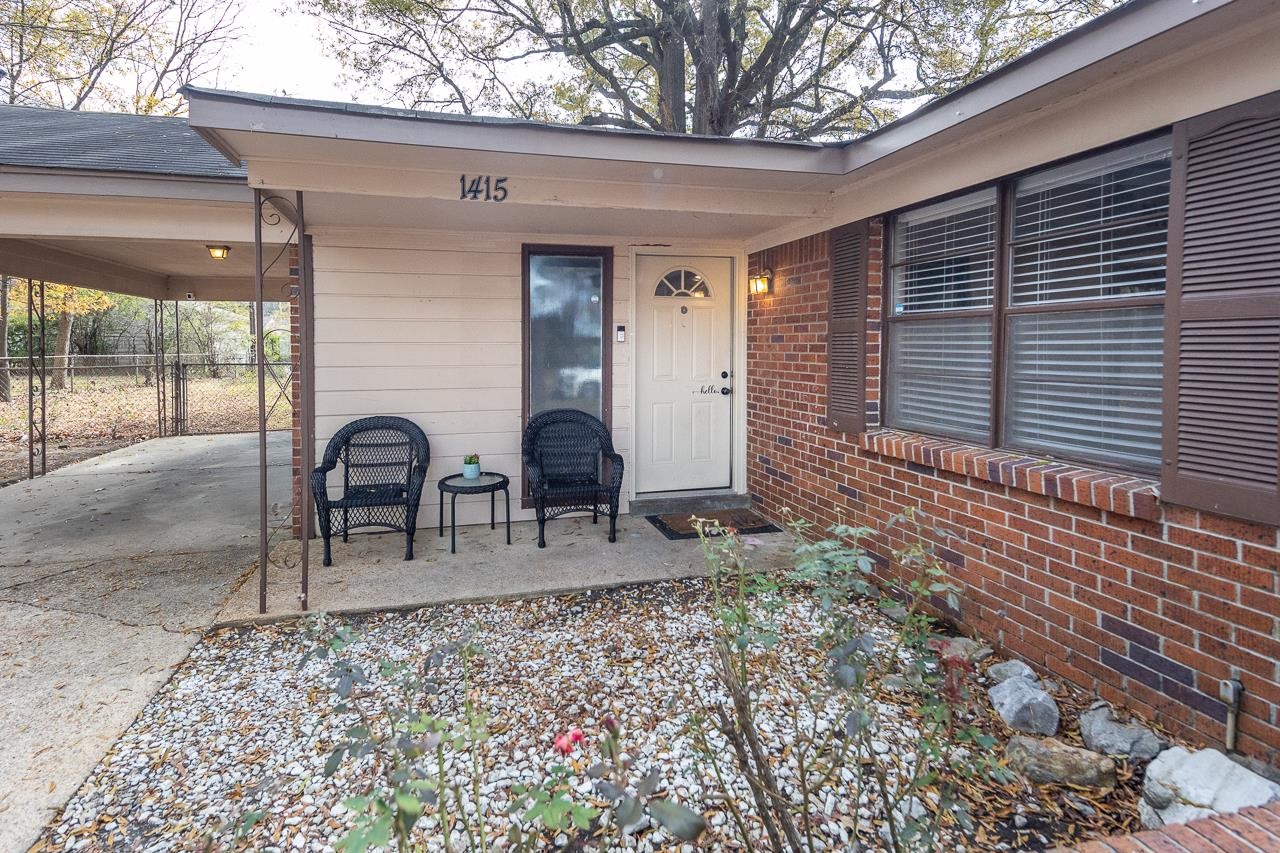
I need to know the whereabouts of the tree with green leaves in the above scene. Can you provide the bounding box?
[300,0,1112,139]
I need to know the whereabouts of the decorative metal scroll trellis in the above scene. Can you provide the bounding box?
[253,189,313,616]
[26,280,46,479]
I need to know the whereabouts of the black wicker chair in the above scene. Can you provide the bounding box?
[312,416,430,566]
[522,409,624,548]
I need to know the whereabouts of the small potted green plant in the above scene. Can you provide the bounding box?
[462,453,481,480]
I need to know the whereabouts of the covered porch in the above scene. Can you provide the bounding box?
[182,87,838,615]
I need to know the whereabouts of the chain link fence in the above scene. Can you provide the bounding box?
[0,354,292,482]
[172,360,292,435]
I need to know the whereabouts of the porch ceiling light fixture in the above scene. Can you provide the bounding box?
[206,244,231,261]
[749,269,773,295]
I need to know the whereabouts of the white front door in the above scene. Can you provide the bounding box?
[635,255,734,493]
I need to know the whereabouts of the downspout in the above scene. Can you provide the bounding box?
[1221,679,1243,752]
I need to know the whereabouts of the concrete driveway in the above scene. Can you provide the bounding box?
[0,433,289,851]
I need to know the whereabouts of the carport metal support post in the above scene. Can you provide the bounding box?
[153,299,167,437]
[26,280,46,478]
[296,190,312,612]
[255,188,268,614]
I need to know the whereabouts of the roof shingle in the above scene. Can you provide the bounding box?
[0,104,244,178]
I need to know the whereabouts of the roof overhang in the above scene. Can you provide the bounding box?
[0,164,252,203]
[742,0,1280,250]
[183,88,844,176]
[185,89,846,242]
[838,0,1246,173]
[182,0,1272,246]
[0,168,290,300]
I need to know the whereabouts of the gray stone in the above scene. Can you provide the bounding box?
[988,676,1059,735]
[1005,736,1117,789]
[882,674,914,693]
[988,660,1038,684]
[932,636,993,662]
[878,796,929,849]
[1079,706,1167,762]
[879,602,908,624]
[1140,747,1280,829]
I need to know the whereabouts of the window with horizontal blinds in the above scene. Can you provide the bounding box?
[1006,307,1164,470]
[885,135,1171,471]
[892,189,997,313]
[885,190,997,442]
[888,317,992,441]
[1012,139,1171,304]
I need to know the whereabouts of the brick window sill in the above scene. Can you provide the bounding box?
[858,429,1160,521]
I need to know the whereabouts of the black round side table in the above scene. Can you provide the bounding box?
[437,472,511,554]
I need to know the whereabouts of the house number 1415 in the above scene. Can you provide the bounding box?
[459,175,508,201]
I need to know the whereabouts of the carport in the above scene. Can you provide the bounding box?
[0,105,294,476]
[0,105,297,848]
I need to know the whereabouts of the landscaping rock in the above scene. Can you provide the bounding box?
[882,674,915,693]
[988,676,1059,735]
[1079,705,1167,762]
[1005,736,1117,789]
[987,660,1037,684]
[1140,747,1280,829]
[879,602,908,624]
[931,636,993,662]
[878,796,929,848]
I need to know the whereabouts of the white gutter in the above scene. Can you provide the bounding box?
[185,91,846,176]
[0,166,252,203]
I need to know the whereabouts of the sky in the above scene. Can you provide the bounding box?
[216,3,353,102]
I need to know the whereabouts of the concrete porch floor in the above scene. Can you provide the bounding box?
[218,513,796,622]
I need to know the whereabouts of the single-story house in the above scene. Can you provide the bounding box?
[2,0,1277,765]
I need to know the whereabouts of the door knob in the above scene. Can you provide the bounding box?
[721,371,730,379]
[720,387,732,395]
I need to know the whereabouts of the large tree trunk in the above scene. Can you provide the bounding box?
[0,277,9,403]
[50,310,73,390]
[654,12,687,132]
[692,0,721,135]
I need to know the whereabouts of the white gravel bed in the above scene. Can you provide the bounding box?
[40,579,972,852]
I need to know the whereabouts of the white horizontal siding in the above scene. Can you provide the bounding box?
[317,342,522,368]
[314,247,517,276]
[315,318,522,345]
[312,231,647,524]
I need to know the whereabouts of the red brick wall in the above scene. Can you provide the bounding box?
[747,223,1280,765]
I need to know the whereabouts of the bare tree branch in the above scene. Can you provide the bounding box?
[1,0,242,114]
[299,0,1117,140]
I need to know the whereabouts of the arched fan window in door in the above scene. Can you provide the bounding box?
[654,268,711,298]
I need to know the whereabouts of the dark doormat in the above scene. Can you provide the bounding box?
[645,509,782,541]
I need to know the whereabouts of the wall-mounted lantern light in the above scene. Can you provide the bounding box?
[749,269,773,295]
[206,245,231,261]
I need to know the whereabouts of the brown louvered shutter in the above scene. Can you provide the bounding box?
[1162,91,1280,525]
[827,219,870,433]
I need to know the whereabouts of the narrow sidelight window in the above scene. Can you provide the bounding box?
[522,245,613,425]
